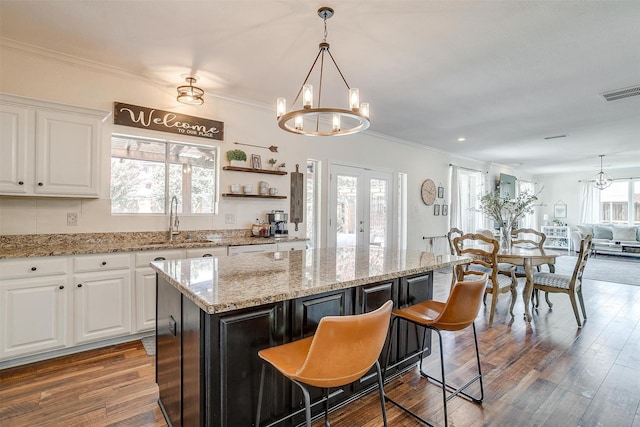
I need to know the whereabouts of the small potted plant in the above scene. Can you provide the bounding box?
[277,162,286,172]
[268,158,277,170]
[226,149,247,166]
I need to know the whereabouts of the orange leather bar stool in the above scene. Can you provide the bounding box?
[255,300,393,427]
[383,275,487,427]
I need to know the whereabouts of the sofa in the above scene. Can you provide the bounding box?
[570,224,640,257]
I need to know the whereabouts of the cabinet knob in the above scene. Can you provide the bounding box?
[59,285,65,290]
[101,261,107,266]
[77,284,83,288]
[18,181,24,185]
[38,182,43,186]
[31,266,37,271]
[154,257,166,261]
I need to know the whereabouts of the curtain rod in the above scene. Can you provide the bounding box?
[448,163,487,173]
[578,177,640,182]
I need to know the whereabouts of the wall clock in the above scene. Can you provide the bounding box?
[421,179,436,206]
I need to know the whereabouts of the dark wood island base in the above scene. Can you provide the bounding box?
[152,247,469,426]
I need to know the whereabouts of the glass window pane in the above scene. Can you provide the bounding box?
[169,143,217,214]
[111,137,166,214]
[600,181,628,224]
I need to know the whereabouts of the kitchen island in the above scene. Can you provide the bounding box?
[151,246,469,426]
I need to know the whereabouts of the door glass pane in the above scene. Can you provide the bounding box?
[370,178,387,247]
[336,175,358,247]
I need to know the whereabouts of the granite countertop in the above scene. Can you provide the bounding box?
[151,246,470,314]
[0,230,307,259]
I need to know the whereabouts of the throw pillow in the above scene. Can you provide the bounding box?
[593,225,613,240]
[612,226,637,242]
[576,225,593,237]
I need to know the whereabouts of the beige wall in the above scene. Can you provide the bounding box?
[1,42,501,250]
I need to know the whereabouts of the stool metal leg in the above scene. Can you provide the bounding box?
[291,379,312,427]
[374,360,388,427]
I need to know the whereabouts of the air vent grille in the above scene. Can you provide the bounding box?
[601,85,640,102]
[544,134,567,140]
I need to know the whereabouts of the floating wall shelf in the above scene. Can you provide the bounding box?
[222,193,287,199]
[223,166,287,176]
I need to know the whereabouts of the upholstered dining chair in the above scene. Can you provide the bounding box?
[453,233,518,326]
[382,275,488,427]
[255,301,393,427]
[531,235,592,327]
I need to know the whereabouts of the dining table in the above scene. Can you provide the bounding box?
[496,245,563,322]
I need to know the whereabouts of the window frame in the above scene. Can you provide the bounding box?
[110,133,220,216]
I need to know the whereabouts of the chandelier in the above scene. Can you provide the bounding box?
[177,76,204,105]
[592,154,613,190]
[276,7,370,136]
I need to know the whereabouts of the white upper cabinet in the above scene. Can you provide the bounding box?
[0,93,109,197]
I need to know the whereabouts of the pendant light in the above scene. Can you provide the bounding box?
[592,154,613,190]
[276,7,370,136]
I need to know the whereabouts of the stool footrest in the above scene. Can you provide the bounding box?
[419,371,484,403]
[384,395,436,427]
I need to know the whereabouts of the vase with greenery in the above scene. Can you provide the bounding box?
[226,149,247,166]
[477,189,541,248]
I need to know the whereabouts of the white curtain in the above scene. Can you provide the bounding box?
[519,180,537,229]
[580,182,600,224]
[449,165,463,230]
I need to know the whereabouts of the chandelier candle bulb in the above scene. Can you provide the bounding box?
[332,114,341,132]
[303,84,313,108]
[276,98,286,119]
[295,115,303,130]
[349,88,360,111]
[360,103,369,118]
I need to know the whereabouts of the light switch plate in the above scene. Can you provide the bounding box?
[225,213,236,224]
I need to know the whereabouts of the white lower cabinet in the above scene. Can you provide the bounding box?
[134,249,185,332]
[73,270,131,344]
[0,276,68,359]
[276,240,308,251]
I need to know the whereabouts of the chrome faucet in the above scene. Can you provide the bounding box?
[169,195,180,241]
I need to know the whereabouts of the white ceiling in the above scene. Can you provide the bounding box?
[1,0,639,175]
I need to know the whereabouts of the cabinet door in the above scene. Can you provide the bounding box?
[35,110,101,197]
[73,270,131,344]
[397,273,433,370]
[291,290,353,422]
[354,280,396,390]
[0,276,68,359]
[0,104,33,194]
[212,303,289,427]
[134,267,157,332]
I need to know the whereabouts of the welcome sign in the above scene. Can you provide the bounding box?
[113,102,224,141]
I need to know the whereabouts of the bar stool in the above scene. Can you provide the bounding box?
[255,300,393,427]
[383,275,487,427]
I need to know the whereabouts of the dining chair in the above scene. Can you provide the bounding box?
[447,227,464,287]
[453,233,518,326]
[255,300,393,427]
[512,228,549,305]
[531,235,592,327]
[382,274,488,427]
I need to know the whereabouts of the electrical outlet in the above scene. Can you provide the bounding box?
[67,212,78,226]
[225,213,236,224]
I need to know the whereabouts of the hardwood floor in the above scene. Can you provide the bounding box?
[1,272,639,426]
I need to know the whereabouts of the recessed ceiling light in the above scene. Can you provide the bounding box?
[457,137,466,142]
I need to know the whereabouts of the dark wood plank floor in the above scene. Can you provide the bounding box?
[1,271,639,426]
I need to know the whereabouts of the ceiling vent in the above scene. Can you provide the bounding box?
[601,85,640,102]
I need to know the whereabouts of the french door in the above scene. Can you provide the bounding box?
[328,164,393,248]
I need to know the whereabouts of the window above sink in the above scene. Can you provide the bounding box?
[110,134,219,215]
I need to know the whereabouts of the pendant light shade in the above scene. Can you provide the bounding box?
[177,76,204,105]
